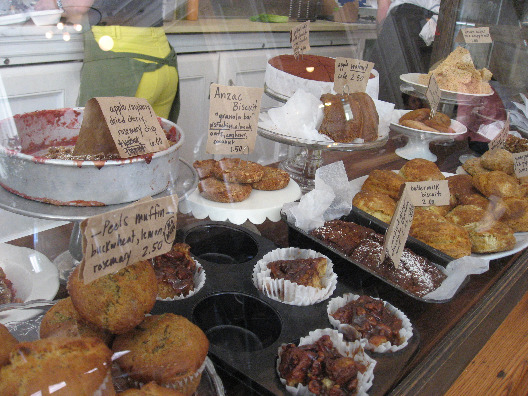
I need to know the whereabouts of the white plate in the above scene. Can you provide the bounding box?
[350,173,528,261]
[29,9,63,25]
[400,73,493,102]
[0,12,29,25]
[0,243,59,324]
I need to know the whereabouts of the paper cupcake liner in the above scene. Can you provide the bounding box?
[156,260,206,301]
[130,357,207,395]
[327,293,413,353]
[276,328,376,396]
[252,247,337,306]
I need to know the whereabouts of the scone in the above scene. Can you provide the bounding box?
[472,171,521,198]
[361,169,405,200]
[198,177,252,203]
[120,382,185,395]
[410,219,472,258]
[0,336,115,396]
[447,174,480,201]
[445,204,493,227]
[353,189,396,224]
[498,196,528,232]
[462,157,488,176]
[112,313,209,396]
[0,324,17,368]
[40,297,113,344]
[68,260,158,334]
[464,221,516,254]
[479,148,514,174]
[268,257,327,289]
[251,166,290,190]
[457,193,491,211]
[213,158,264,183]
[399,158,445,182]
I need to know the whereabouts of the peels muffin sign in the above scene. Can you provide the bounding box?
[78,195,178,284]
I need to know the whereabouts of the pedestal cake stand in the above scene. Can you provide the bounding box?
[0,159,198,282]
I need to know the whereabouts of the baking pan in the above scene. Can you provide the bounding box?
[284,208,462,303]
[152,221,420,396]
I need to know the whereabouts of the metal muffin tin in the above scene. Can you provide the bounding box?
[153,221,420,396]
[284,207,463,304]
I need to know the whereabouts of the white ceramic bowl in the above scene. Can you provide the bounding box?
[0,108,184,206]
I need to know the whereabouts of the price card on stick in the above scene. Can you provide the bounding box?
[456,27,492,44]
[425,74,441,116]
[78,195,178,284]
[405,180,450,207]
[334,57,374,94]
[513,151,528,178]
[206,84,263,155]
[488,116,510,151]
[75,97,169,158]
[381,186,414,268]
[290,21,310,58]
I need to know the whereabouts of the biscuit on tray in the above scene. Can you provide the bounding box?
[213,158,264,184]
[198,177,252,203]
[252,166,290,190]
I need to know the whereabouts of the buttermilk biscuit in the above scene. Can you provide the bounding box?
[472,171,521,198]
[399,158,445,182]
[464,221,516,254]
[0,336,115,396]
[68,261,157,334]
[353,190,396,224]
[192,159,218,179]
[0,324,17,368]
[40,297,113,344]
[462,157,488,176]
[198,177,252,203]
[479,149,514,174]
[457,193,491,210]
[213,158,264,184]
[499,196,528,232]
[251,166,290,190]
[410,220,472,258]
[447,174,480,200]
[361,169,405,200]
[411,207,448,230]
[120,382,185,395]
[445,204,494,227]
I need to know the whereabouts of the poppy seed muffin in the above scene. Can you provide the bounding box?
[68,260,157,334]
[0,336,115,396]
[40,297,113,344]
[112,313,209,395]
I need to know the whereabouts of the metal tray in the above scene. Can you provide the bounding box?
[283,208,463,303]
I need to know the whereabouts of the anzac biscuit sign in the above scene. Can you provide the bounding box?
[79,195,178,284]
[206,84,263,155]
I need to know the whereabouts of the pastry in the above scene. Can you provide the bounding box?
[479,148,514,174]
[457,193,491,211]
[192,159,218,179]
[464,221,516,254]
[462,157,489,176]
[310,219,376,256]
[198,177,252,203]
[445,204,493,227]
[68,260,158,334]
[399,108,431,123]
[39,297,113,344]
[418,47,492,94]
[399,158,445,182]
[353,189,396,224]
[447,174,480,200]
[472,171,521,198]
[267,257,327,288]
[498,196,528,232]
[0,336,115,396]
[119,382,185,395]
[112,313,209,395]
[361,169,405,200]
[213,158,264,184]
[319,92,379,143]
[0,267,17,304]
[504,134,528,153]
[152,243,198,299]
[251,166,290,190]
[400,119,439,132]
[410,219,472,258]
[0,324,17,368]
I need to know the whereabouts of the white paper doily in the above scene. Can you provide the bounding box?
[179,179,302,225]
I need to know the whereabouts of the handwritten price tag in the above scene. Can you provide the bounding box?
[459,27,492,44]
[425,74,441,115]
[79,195,178,284]
[334,57,374,94]
[382,186,414,268]
[405,180,450,207]
[488,117,510,151]
[514,151,528,178]
[290,21,310,58]
[206,84,263,155]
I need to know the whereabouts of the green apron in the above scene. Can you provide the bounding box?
[78,30,180,122]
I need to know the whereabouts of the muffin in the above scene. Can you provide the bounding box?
[0,323,18,368]
[40,297,113,344]
[119,382,185,396]
[0,336,115,396]
[68,260,158,334]
[112,313,209,395]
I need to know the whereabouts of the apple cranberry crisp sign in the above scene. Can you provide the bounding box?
[334,57,374,94]
[207,83,263,155]
[78,195,178,284]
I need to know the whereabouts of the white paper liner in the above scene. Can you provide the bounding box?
[94,369,115,396]
[276,328,376,396]
[252,247,337,306]
[156,260,206,301]
[327,294,413,353]
[130,356,207,392]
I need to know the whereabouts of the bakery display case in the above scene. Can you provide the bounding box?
[1,0,528,395]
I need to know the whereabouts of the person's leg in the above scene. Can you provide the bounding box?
[135,64,178,119]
